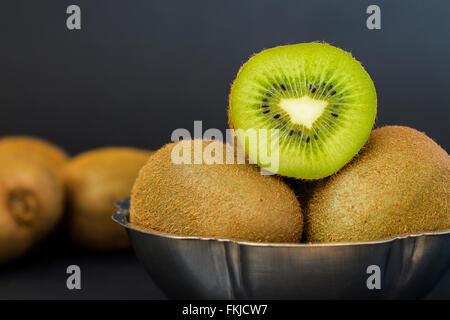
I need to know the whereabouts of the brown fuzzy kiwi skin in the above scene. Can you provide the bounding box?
[130,140,303,243]
[0,156,64,264]
[0,136,69,174]
[63,147,152,250]
[304,126,450,243]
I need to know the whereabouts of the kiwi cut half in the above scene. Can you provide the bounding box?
[229,43,377,179]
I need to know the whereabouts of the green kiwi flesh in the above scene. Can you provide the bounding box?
[304,126,450,243]
[229,43,377,179]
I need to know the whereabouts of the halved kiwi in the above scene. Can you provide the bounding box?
[229,43,377,179]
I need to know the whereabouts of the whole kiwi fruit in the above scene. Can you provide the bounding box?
[63,147,152,250]
[304,126,449,243]
[0,156,64,263]
[0,136,67,264]
[0,136,69,174]
[229,43,377,179]
[130,139,303,243]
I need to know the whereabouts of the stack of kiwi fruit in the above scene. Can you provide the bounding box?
[130,43,449,244]
[0,42,448,265]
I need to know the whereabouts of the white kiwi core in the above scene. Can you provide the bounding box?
[278,96,327,129]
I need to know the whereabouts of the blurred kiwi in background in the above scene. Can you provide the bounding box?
[0,136,68,264]
[63,147,152,251]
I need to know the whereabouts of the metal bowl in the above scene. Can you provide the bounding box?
[113,198,450,299]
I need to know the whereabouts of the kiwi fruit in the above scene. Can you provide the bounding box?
[130,139,303,243]
[229,43,377,179]
[63,147,152,250]
[0,156,64,263]
[304,126,449,243]
[0,136,67,263]
[0,136,69,174]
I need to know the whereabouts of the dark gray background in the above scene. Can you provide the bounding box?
[0,0,448,299]
[0,0,449,152]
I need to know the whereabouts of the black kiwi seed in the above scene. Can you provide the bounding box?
[298,131,302,136]
[273,114,280,119]
[330,90,336,96]
[331,113,339,117]
[306,136,311,143]
[262,98,268,102]
[262,105,269,108]
[263,109,270,114]
[328,85,333,91]
[314,134,318,140]
[280,84,286,91]
[311,87,316,93]
[289,130,294,136]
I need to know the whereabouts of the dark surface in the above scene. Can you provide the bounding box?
[0,232,167,300]
[0,0,448,299]
[0,230,448,299]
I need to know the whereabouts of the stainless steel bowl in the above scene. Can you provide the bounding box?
[113,198,450,299]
